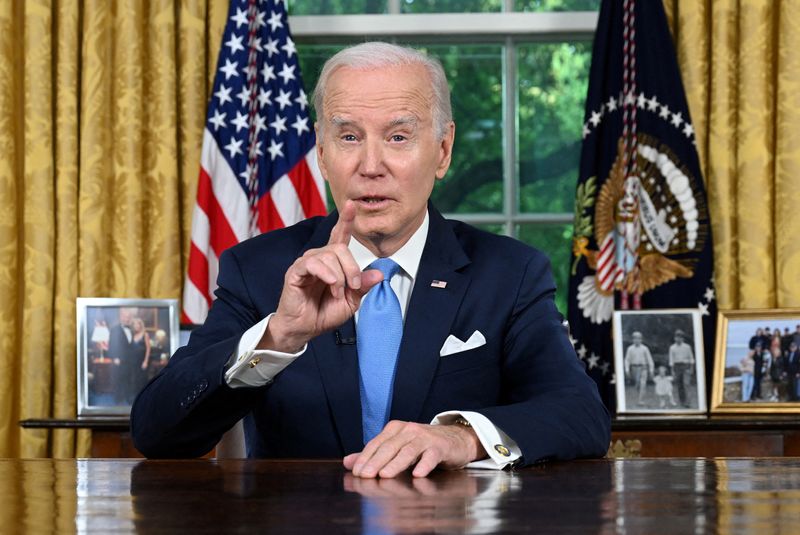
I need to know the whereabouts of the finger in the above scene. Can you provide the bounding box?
[289,254,341,289]
[358,426,420,479]
[377,443,423,479]
[348,268,384,305]
[325,242,363,291]
[411,449,442,478]
[329,200,356,246]
[352,422,405,477]
[343,453,359,470]
[313,250,349,298]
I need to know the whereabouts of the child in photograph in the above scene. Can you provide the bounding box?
[653,365,677,408]
[624,331,655,405]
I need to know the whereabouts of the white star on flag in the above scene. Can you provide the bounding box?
[183,0,326,325]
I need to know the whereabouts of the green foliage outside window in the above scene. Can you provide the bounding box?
[293,1,597,313]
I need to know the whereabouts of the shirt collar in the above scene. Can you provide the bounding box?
[348,211,429,280]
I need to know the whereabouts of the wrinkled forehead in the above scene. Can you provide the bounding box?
[322,64,435,119]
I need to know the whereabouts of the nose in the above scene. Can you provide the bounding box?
[359,138,386,178]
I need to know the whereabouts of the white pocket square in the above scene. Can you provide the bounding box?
[439,330,486,357]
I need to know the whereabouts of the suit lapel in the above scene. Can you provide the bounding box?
[302,211,364,453]
[305,208,472,448]
[310,318,364,454]
[389,207,471,423]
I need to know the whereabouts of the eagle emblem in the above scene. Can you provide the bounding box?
[572,133,708,324]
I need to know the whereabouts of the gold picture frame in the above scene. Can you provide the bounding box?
[711,309,800,413]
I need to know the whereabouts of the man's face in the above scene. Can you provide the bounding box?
[316,63,455,255]
[119,308,133,326]
[632,335,642,346]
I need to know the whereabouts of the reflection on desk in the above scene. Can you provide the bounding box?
[2,458,800,532]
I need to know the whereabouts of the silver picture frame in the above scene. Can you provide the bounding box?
[613,308,707,415]
[76,297,179,418]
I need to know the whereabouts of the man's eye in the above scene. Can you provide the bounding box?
[390,135,406,142]
[341,134,357,142]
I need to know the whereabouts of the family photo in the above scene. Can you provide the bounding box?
[714,313,800,409]
[613,310,706,414]
[77,298,179,417]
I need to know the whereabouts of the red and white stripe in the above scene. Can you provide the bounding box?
[182,129,325,324]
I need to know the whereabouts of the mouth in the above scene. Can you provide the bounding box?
[354,196,392,209]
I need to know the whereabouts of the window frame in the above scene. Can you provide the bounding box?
[289,11,598,236]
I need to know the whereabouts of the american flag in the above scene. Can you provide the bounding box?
[182,0,326,324]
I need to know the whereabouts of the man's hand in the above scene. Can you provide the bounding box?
[343,420,488,478]
[259,201,383,352]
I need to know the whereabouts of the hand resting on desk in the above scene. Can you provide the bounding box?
[343,420,487,478]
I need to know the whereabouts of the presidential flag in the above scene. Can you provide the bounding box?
[183,0,326,324]
[567,0,716,408]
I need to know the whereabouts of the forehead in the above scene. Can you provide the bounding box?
[322,64,434,122]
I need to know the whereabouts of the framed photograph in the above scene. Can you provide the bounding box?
[613,309,707,415]
[77,298,179,418]
[711,309,800,413]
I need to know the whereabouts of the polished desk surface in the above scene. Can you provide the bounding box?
[3,458,800,533]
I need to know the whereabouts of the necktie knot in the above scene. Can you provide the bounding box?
[369,258,400,282]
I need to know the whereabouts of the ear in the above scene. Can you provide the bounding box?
[315,122,329,182]
[434,122,456,180]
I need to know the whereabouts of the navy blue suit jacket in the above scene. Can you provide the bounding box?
[131,206,610,464]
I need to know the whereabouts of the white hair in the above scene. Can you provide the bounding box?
[312,42,452,140]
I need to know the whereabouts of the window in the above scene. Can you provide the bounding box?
[289,1,599,313]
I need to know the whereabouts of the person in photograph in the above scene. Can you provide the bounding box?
[768,347,787,402]
[748,328,764,358]
[770,331,782,360]
[781,327,793,353]
[653,365,677,408]
[792,325,800,349]
[668,329,695,407]
[785,342,800,402]
[108,307,136,404]
[624,331,654,405]
[739,350,755,402]
[128,317,152,404]
[752,340,767,400]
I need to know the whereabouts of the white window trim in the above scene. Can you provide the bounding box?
[289,12,597,38]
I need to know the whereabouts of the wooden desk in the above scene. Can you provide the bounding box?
[2,458,800,532]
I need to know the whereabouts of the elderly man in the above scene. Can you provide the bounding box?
[132,42,609,477]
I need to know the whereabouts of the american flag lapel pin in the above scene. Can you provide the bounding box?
[431,280,447,289]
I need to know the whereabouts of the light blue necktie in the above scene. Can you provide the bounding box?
[357,258,403,444]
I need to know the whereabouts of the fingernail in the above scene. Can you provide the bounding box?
[351,275,361,289]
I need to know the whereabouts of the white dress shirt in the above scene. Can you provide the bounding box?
[224,211,521,469]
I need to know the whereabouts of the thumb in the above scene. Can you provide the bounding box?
[355,268,384,297]
[345,268,383,307]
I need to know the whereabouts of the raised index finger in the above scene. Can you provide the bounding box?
[329,200,356,246]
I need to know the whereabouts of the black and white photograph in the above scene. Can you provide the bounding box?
[77,298,179,417]
[711,309,800,414]
[613,309,706,415]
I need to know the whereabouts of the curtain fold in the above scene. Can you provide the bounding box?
[0,0,227,458]
[665,0,800,310]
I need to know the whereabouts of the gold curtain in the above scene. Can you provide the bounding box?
[0,0,228,458]
[664,0,800,309]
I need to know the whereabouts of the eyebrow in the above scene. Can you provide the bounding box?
[328,115,418,129]
[387,116,418,129]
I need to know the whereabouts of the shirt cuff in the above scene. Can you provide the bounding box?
[430,410,522,470]
[224,313,307,388]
